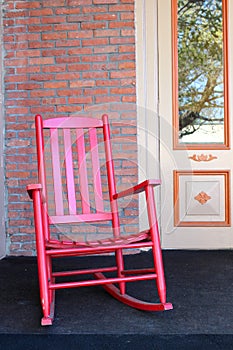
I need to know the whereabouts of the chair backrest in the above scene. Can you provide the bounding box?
[35,114,120,238]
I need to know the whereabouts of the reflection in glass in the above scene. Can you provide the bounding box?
[177,0,225,144]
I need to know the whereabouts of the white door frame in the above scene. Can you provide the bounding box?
[135,0,161,232]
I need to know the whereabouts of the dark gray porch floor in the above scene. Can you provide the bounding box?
[0,250,233,349]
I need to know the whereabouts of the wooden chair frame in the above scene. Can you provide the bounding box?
[27,114,172,325]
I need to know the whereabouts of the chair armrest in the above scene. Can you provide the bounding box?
[27,184,42,199]
[113,179,161,199]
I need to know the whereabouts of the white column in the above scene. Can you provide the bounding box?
[135,0,160,231]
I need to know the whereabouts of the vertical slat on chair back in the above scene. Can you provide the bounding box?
[38,116,108,219]
[102,114,120,237]
[89,128,104,213]
[50,128,64,216]
[76,129,90,214]
[63,129,76,215]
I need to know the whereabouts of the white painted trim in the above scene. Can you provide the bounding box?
[135,0,160,231]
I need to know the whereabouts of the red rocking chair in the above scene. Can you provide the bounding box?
[27,114,173,326]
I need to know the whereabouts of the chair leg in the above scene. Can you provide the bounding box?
[145,186,166,304]
[37,237,53,326]
[32,190,54,325]
[116,249,125,294]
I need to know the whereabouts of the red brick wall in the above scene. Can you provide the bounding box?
[3,0,138,255]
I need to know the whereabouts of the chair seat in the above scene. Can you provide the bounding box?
[46,230,150,249]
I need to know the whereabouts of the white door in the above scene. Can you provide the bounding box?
[158,0,233,249]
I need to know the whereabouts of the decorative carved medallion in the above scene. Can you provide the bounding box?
[194,191,211,205]
[189,154,217,162]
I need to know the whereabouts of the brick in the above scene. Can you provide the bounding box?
[110,53,135,61]
[119,44,135,52]
[96,80,119,87]
[67,15,93,23]
[82,71,108,79]
[110,70,135,78]
[57,89,83,97]
[6,105,29,114]
[121,78,136,86]
[5,10,29,18]
[56,57,81,64]
[15,17,40,25]
[121,29,135,36]
[16,49,41,57]
[56,39,81,47]
[81,22,106,30]
[93,46,117,54]
[56,105,82,113]
[92,62,117,70]
[42,97,66,105]
[68,0,92,5]
[82,55,107,62]
[93,0,118,3]
[82,6,108,14]
[68,48,92,55]
[16,33,40,41]
[42,49,66,57]
[42,65,66,73]
[122,95,136,102]
[82,38,108,46]
[68,64,91,71]
[56,72,81,80]
[42,32,67,40]
[68,31,93,39]
[119,61,135,69]
[120,13,134,20]
[30,105,55,114]
[55,8,81,15]
[42,0,66,6]
[29,57,54,65]
[5,58,28,67]
[30,74,55,81]
[30,90,56,97]
[109,21,134,28]
[94,29,120,37]
[15,2,41,9]
[28,24,53,32]
[70,80,95,88]
[44,81,68,89]
[94,14,117,21]
[110,87,135,94]
[68,96,93,104]
[41,16,66,24]
[109,4,134,11]
[5,75,28,83]
[4,26,26,34]
[29,8,53,17]
[29,41,55,49]
[54,23,78,31]
[95,95,121,104]
[84,88,108,96]
[110,37,135,44]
